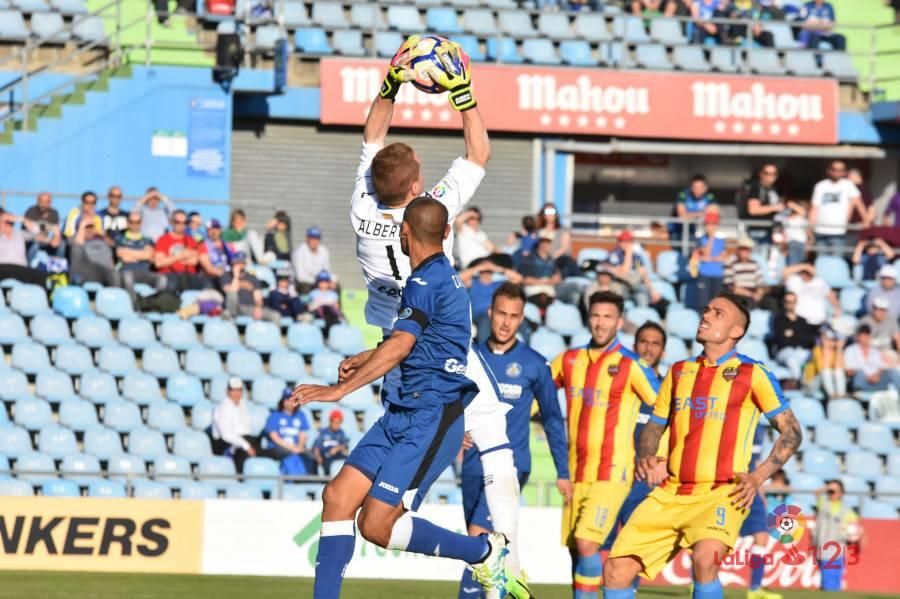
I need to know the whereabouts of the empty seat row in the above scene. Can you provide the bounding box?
[0,10,103,42]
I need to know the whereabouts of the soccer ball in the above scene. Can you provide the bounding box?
[405,35,469,94]
[777,515,796,535]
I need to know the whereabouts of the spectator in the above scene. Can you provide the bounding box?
[263,211,293,262]
[263,391,314,474]
[292,226,333,294]
[688,211,726,311]
[773,292,818,384]
[222,208,266,265]
[313,409,351,476]
[847,168,876,226]
[307,270,344,332]
[187,211,206,243]
[581,266,630,316]
[809,161,868,253]
[722,0,776,46]
[880,188,900,227]
[764,470,794,507]
[865,265,900,319]
[62,191,102,239]
[220,252,281,324]
[136,187,174,242]
[266,271,307,320]
[852,238,895,283]
[807,326,847,399]
[860,297,900,358]
[116,212,167,302]
[691,0,727,44]
[632,0,679,16]
[814,480,860,592]
[723,236,764,306]
[70,218,120,287]
[780,202,810,266]
[203,219,233,276]
[845,324,900,392]
[519,231,562,309]
[459,260,523,342]
[669,174,718,247]
[783,263,839,327]
[0,211,48,287]
[606,230,663,309]
[211,377,259,474]
[507,215,539,266]
[99,186,129,240]
[536,203,577,276]
[154,210,208,291]
[800,0,846,50]
[22,192,63,263]
[455,207,497,269]
[737,163,786,244]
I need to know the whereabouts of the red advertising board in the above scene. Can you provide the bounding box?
[320,59,839,145]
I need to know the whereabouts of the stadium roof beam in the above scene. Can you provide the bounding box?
[543,139,887,159]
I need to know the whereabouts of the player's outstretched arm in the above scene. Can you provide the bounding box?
[363,96,395,148]
[462,108,490,168]
[635,421,667,481]
[731,409,802,509]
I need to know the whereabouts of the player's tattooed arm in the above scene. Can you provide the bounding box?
[731,409,802,509]
[635,421,666,482]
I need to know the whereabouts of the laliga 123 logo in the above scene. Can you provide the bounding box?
[767,503,807,546]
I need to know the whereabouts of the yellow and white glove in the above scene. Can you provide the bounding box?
[425,41,476,112]
[379,35,418,101]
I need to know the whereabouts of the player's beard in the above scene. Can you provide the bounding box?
[591,327,616,350]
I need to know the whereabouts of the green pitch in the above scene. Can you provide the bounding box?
[0,572,893,599]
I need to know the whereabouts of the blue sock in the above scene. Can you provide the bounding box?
[406,516,489,564]
[458,567,486,599]
[632,577,641,591]
[692,579,723,599]
[750,558,764,590]
[313,521,356,599]
[602,586,635,599]
[574,553,603,599]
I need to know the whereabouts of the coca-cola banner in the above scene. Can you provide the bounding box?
[320,59,839,145]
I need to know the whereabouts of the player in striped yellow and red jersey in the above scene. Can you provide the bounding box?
[550,291,660,599]
[603,293,803,599]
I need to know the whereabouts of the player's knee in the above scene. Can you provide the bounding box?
[356,507,392,548]
[321,481,355,519]
[603,557,639,588]
[575,538,599,558]
[691,550,720,581]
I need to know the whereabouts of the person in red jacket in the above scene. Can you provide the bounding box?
[154,210,209,291]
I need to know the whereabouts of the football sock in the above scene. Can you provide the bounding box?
[480,447,521,575]
[405,514,489,564]
[313,520,356,599]
[692,579,723,599]
[602,586,635,599]
[574,553,603,599]
[458,567,486,599]
[750,544,766,590]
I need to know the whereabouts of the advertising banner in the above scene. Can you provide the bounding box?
[320,59,839,145]
[0,497,203,573]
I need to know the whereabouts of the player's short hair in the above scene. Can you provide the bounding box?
[491,282,526,310]
[713,291,750,339]
[81,191,97,203]
[588,291,624,315]
[372,143,420,207]
[635,321,667,348]
[403,196,447,246]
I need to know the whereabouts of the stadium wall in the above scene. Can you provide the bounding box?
[1,497,897,592]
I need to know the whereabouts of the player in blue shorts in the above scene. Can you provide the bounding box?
[457,282,571,599]
[741,423,782,599]
[292,198,527,599]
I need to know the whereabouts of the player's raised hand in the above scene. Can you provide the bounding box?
[380,36,417,101]
[290,384,344,407]
[729,472,762,510]
[635,455,664,482]
[556,479,573,505]
[426,41,476,112]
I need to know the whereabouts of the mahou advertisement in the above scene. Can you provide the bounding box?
[319,59,839,145]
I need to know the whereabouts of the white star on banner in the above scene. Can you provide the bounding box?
[540,114,552,126]
[595,116,608,128]
[439,110,451,122]
[788,124,800,136]
[577,115,589,127]
[751,123,763,134]
[770,124,782,135]
[401,108,414,121]
[614,117,626,129]
[559,114,571,126]
[421,109,433,121]
[733,122,745,134]
[714,121,727,133]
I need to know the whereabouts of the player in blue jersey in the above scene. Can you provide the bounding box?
[292,198,526,599]
[457,282,571,599]
[741,423,782,599]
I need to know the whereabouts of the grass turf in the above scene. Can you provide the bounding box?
[0,572,894,599]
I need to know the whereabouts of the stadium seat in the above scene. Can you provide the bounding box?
[166,372,205,408]
[13,397,53,431]
[58,397,98,432]
[42,479,81,497]
[10,283,48,316]
[30,313,71,346]
[60,452,100,481]
[802,447,839,477]
[784,51,823,76]
[331,29,365,56]
[226,349,264,380]
[103,400,142,433]
[650,17,687,44]
[559,40,596,66]
[486,37,522,63]
[73,315,114,348]
[672,45,708,70]
[147,402,185,434]
[253,25,281,51]
[386,5,421,33]
[839,286,866,314]
[0,479,34,496]
[80,370,119,405]
[498,10,536,37]
[569,329,592,348]
[87,479,126,498]
[655,250,682,283]
[791,397,825,427]
[522,38,560,65]
[184,347,224,380]
[174,428,213,461]
[537,13,573,40]
[710,46,741,72]
[665,307,700,341]
[635,44,673,70]
[142,345,181,379]
[52,286,90,319]
[153,455,192,489]
[827,399,865,427]
[747,49,786,75]
[225,483,263,499]
[245,321,282,354]
[11,341,51,374]
[764,22,801,49]
[132,479,172,499]
[840,474,869,508]
[545,302,582,336]
[160,319,200,351]
[529,328,566,361]
[815,421,853,453]
[573,13,610,42]
[252,375,287,408]
[37,424,77,459]
[209,374,231,403]
[613,15,650,43]
[247,402,269,436]
[180,480,218,499]
[350,2,385,28]
[117,317,156,350]
[294,27,332,54]
[374,31,404,58]
[311,351,343,384]
[83,425,123,459]
[190,400,214,431]
[663,337,690,363]
[463,8,497,36]
[888,453,900,478]
[814,255,852,289]
[281,483,323,501]
[95,287,134,320]
[72,14,106,43]
[128,426,168,461]
[287,323,326,355]
[16,451,56,482]
[122,371,163,405]
[51,343,92,376]
[625,306,659,329]
[310,1,346,28]
[108,453,147,480]
[0,424,33,458]
[875,476,900,508]
[845,450,883,481]
[737,338,769,362]
[327,323,365,356]
[747,309,772,340]
[822,52,858,79]
[98,344,137,377]
[198,455,237,489]
[858,423,895,454]
[860,500,897,519]
[268,350,306,382]
[49,0,85,12]
[202,319,241,352]
[426,7,461,35]
[0,312,27,345]
[243,456,280,492]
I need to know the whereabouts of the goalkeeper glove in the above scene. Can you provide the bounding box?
[380,35,418,101]
[429,42,476,112]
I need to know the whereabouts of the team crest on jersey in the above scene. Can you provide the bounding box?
[722,367,739,381]
[607,363,620,376]
[398,307,413,320]
[431,184,447,199]
[506,362,522,378]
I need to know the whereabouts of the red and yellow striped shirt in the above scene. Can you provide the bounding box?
[649,350,788,496]
[551,340,660,484]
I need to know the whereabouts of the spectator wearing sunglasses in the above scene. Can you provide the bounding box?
[62,191,103,239]
[116,213,167,302]
[154,210,208,291]
[100,186,129,240]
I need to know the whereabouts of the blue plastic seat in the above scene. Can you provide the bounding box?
[311,1,346,27]
[245,321,282,354]
[784,50,822,76]
[426,7,460,35]
[202,320,241,352]
[30,313,71,346]
[665,307,700,341]
[103,400,142,433]
[52,286,90,319]
[672,45,709,71]
[287,323,325,355]
[875,476,900,508]
[49,0,86,14]
[748,49,786,75]
[451,34,484,62]
[522,38,560,65]
[0,479,34,496]
[107,453,146,479]
[625,307,660,329]
[792,397,825,427]
[763,22,801,49]
[826,399,865,427]
[96,344,136,377]
[559,40,595,66]
[60,452,100,481]
[10,283,48,316]
[122,371,162,405]
[822,52,857,79]
[95,287,134,320]
[198,455,237,489]
[225,482,263,499]
[331,29,365,56]
[251,375,286,408]
[253,25,280,51]
[613,15,650,43]
[72,14,106,43]
[860,500,897,519]
[41,479,80,497]
[174,428,213,461]
[180,480,217,499]
[58,397,97,432]
[537,12,573,40]
[529,328,566,361]
[386,5,421,33]
[208,374,230,403]
[281,483,323,501]
[350,3,385,29]
[11,341,51,374]
[158,319,198,351]
[226,348,264,380]
[663,337,690,363]
[815,421,853,453]
[814,255,852,289]
[839,474,869,508]
[15,451,56,482]
[0,424,32,458]
[374,31,404,58]
[268,350,305,383]
[37,424,77,459]
[117,317,156,350]
[839,286,866,314]
[148,402,185,434]
[746,309,772,339]
[857,423,895,454]
[710,46,741,72]
[311,351,342,384]
[153,455,192,489]
[462,8,496,36]
[845,450,883,481]
[166,372,205,407]
[282,1,310,28]
[128,426,168,461]
[13,397,53,431]
[650,17,687,44]
[295,27,332,54]
[498,10,536,37]
[190,399,214,431]
[81,370,120,405]
[247,402,269,436]
[73,315,113,348]
[87,479,126,498]
[185,347,224,380]
[635,43,673,70]
[142,345,181,379]
[132,478,171,499]
[574,13,610,42]
[51,343,92,376]
[888,453,900,477]
[243,456,279,492]
[83,425,123,459]
[327,323,365,356]
[544,302,582,336]
[486,37,522,63]
[0,312,27,345]
[802,447,839,477]
[655,250,682,283]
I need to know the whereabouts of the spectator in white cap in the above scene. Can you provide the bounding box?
[211,377,259,473]
[292,226,334,295]
[861,296,900,362]
[865,265,900,319]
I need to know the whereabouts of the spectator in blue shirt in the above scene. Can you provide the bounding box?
[460,260,523,343]
[263,391,313,473]
[313,409,350,476]
[519,232,562,310]
[670,173,719,247]
[800,0,846,50]
[691,0,727,44]
[688,211,727,311]
[606,230,662,309]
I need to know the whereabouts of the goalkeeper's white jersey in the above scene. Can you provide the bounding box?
[351,142,485,330]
